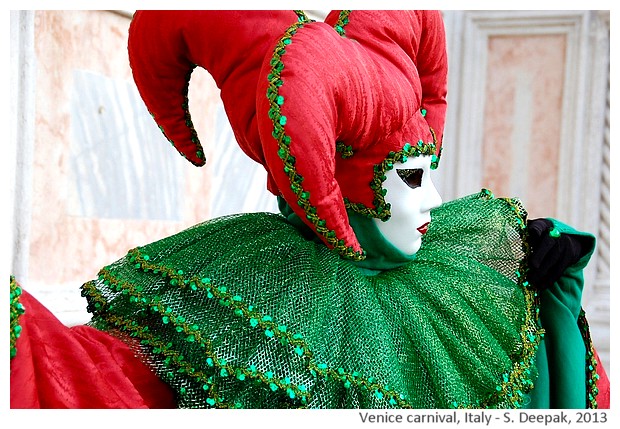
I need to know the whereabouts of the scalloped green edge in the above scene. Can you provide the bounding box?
[578,310,600,409]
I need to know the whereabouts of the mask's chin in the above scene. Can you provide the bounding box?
[405,237,423,256]
[372,214,426,257]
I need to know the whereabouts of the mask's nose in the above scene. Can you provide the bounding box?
[421,178,442,213]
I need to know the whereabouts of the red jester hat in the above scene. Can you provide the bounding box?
[128,10,448,260]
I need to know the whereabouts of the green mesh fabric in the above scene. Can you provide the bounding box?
[82,190,542,409]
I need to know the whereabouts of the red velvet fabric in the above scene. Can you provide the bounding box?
[128,11,297,167]
[10,289,176,409]
[323,11,448,153]
[594,349,611,409]
[255,11,448,255]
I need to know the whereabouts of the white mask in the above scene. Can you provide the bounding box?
[373,155,442,256]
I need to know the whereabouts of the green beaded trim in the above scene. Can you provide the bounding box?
[345,141,436,221]
[419,108,443,170]
[293,10,311,23]
[428,127,441,169]
[83,248,417,408]
[266,19,364,261]
[154,66,205,166]
[83,270,308,408]
[578,310,600,409]
[334,10,351,37]
[335,140,354,158]
[10,275,26,360]
[450,190,544,409]
[431,145,442,170]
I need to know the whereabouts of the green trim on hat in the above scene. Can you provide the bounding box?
[344,141,436,221]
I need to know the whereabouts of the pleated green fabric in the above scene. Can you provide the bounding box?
[82,191,542,408]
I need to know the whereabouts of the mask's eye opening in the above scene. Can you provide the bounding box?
[396,168,423,189]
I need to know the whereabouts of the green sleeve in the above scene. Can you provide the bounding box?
[527,219,595,409]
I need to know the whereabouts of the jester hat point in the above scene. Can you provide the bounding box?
[128,10,448,260]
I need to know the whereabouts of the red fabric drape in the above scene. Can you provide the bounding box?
[594,349,610,409]
[10,289,176,409]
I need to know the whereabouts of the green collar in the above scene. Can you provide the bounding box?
[278,197,415,274]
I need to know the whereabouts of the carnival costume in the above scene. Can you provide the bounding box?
[10,10,609,409]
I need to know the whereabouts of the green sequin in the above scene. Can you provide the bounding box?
[10,276,26,360]
[579,310,600,408]
[334,10,352,37]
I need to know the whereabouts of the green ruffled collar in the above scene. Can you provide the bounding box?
[278,197,415,274]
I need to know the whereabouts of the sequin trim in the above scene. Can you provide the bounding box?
[10,275,26,360]
[153,66,205,166]
[428,127,442,169]
[345,141,436,221]
[334,10,351,37]
[336,140,354,158]
[293,10,311,23]
[578,310,600,409]
[266,19,364,261]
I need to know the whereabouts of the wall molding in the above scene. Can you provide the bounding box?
[10,11,36,284]
[442,9,610,371]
